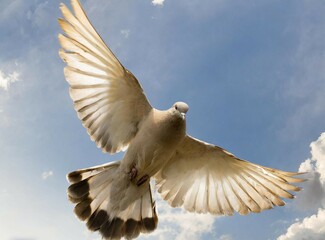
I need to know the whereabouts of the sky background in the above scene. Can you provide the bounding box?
[1,0,325,239]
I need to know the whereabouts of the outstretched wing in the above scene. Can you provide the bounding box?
[58,0,152,153]
[156,135,305,215]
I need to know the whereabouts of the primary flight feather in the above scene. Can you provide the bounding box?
[58,0,304,239]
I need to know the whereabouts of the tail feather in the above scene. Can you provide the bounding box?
[97,189,158,239]
[67,161,120,183]
[67,161,158,239]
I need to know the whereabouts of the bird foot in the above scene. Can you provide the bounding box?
[128,164,149,186]
[137,174,149,186]
[128,164,138,180]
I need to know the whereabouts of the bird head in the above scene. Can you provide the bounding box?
[172,102,189,119]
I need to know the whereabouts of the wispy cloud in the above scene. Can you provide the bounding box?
[152,0,165,6]
[27,1,50,29]
[219,234,233,240]
[140,192,215,240]
[120,29,130,38]
[0,69,20,91]
[41,170,53,180]
[280,2,325,139]
[0,0,25,23]
[277,132,325,239]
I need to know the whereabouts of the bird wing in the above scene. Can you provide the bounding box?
[155,135,305,215]
[58,0,152,153]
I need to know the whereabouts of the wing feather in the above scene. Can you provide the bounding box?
[156,135,304,215]
[234,174,262,213]
[58,0,152,153]
[194,175,208,213]
[225,177,248,215]
[227,177,250,215]
[207,173,222,214]
[216,179,233,215]
[184,179,200,212]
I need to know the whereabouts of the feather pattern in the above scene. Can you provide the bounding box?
[58,0,152,154]
[156,135,304,216]
[67,161,158,239]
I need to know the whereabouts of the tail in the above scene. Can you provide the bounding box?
[67,161,158,239]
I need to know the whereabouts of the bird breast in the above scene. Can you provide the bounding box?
[122,109,186,177]
[146,108,186,146]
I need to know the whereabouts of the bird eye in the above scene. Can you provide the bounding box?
[175,105,178,110]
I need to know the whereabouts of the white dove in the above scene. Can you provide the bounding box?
[58,0,304,239]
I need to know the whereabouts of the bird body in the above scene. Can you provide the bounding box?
[58,1,304,239]
[120,106,187,180]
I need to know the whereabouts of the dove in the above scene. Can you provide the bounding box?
[58,0,304,239]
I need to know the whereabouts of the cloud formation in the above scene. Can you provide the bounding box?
[120,29,130,38]
[296,132,325,210]
[219,234,233,240]
[41,170,53,180]
[27,1,51,30]
[140,193,215,240]
[0,69,20,91]
[152,0,165,6]
[277,132,325,239]
[280,2,325,139]
[278,208,325,240]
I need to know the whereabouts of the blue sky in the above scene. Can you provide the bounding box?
[1,0,325,239]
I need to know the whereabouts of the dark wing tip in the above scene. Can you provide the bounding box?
[67,170,83,183]
[67,179,90,198]
[87,209,108,231]
[141,217,158,233]
[74,197,92,221]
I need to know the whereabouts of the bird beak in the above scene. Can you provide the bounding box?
[181,113,186,119]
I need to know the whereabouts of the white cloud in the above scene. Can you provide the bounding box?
[0,69,20,91]
[295,133,325,210]
[152,0,165,6]
[41,170,53,180]
[219,234,233,240]
[308,133,325,182]
[277,208,325,240]
[277,132,325,239]
[83,229,101,240]
[140,192,215,240]
[120,29,130,38]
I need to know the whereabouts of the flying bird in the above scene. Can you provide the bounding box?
[58,0,304,239]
